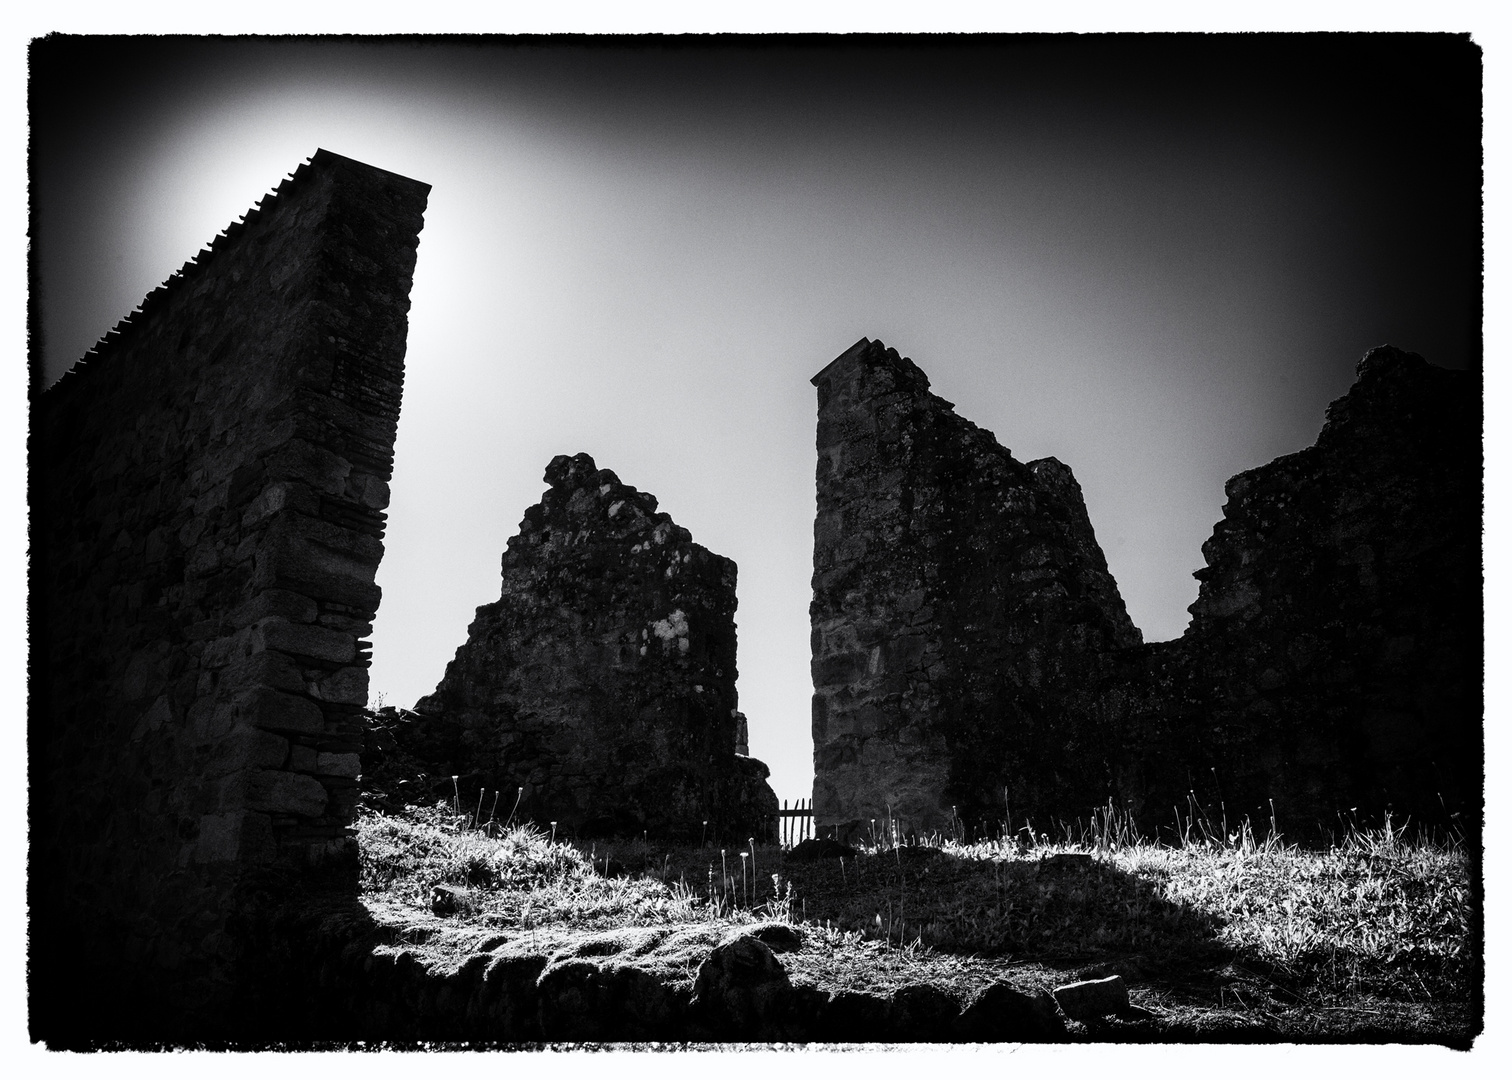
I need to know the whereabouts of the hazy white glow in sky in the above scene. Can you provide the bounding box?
[32,38,1480,803]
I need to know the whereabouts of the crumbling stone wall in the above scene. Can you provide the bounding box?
[810,338,1142,840]
[408,453,777,843]
[810,339,1481,841]
[1109,346,1482,833]
[30,149,428,1042]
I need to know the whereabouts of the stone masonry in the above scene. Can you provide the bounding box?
[810,338,1142,841]
[30,150,429,1042]
[408,453,778,843]
[1106,345,1482,833]
[810,338,1481,841]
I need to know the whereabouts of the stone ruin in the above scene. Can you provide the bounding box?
[27,142,1478,1044]
[399,452,778,843]
[810,337,1481,841]
[30,150,430,1040]
[810,338,1144,839]
[29,146,783,1043]
[1108,343,1482,831]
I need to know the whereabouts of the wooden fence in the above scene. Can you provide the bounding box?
[779,798,813,847]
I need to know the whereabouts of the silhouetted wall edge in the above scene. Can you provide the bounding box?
[810,338,1481,844]
[29,149,429,1044]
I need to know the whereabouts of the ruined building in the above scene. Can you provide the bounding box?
[30,150,429,1041]
[407,453,779,843]
[1108,344,1482,831]
[810,338,1142,838]
[810,338,1481,841]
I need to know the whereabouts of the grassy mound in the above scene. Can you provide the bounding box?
[353,800,1477,1040]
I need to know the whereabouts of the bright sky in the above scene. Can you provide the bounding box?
[29,35,1482,805]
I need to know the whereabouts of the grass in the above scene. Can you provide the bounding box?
[352,798,1476,1038]
[358,803,711,933]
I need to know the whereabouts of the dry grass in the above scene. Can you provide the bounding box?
[358,803,711,933]
[353,799,1476,1025]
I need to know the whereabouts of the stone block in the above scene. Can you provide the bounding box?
[812,650,870,689]
[536,958,682,1041]
[356,474,390,510]
[316,752,361,778]
[886,983,960,1041]
[246,769,329,817]
[129,696,174,742]
[207,726,290,776]
[218,649,306,694]
[692,934,790,1037]
[253,522,383,611]
[954,982,1065,1040]
[823,989,891,1041]
[198,626,257,669]
[263,436,351,495]
[236,687,325,735]
[193,810,274,864]
[308,665,368,705]
[192,700,238,744]
[257,618,356,663]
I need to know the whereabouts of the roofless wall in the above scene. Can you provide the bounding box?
[809,338,1481,843]
[30,150,429,1043]
[809,338,1141,841]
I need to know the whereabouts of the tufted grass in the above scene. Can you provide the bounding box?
[774,806,1474,1005]
[357,803,714,934]
[354,800,1476,1033]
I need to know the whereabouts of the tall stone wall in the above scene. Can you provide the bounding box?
[1109,345,1482,833]
[810,338,1141,840]
[810,338,1481,841]
[409,453,778,843]
[30,149,429,1042]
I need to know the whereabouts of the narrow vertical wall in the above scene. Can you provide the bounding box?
[809,338,1141,840]
[29,150,428,1043]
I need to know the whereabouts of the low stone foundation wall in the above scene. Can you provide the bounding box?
[249,901,1066,1043]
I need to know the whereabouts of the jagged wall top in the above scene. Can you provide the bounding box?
[509,451,729,587]
[44,148,431,395]
[813,336,933,396]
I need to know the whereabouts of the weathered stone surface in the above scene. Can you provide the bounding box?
[810,338,1141,838]
[692,932,792,1036]
[257,904,1104,1044]
[246,769,330,817]
[536,957,684,1040]
[408,452,777,843]
[742,922,804,953]
[1052,975,1129,1020]
[238,687,326,735]
[30,149,428,1043]
[810,338,1480,838]
[1109,345,1481,831]
[954,982,1066,1041]
[823,989,892,1040]
[206,726,290,777]
[479,952,548,1039]
[257,619,357,663]
[887,983,961,1041]
[192,811,275,865]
